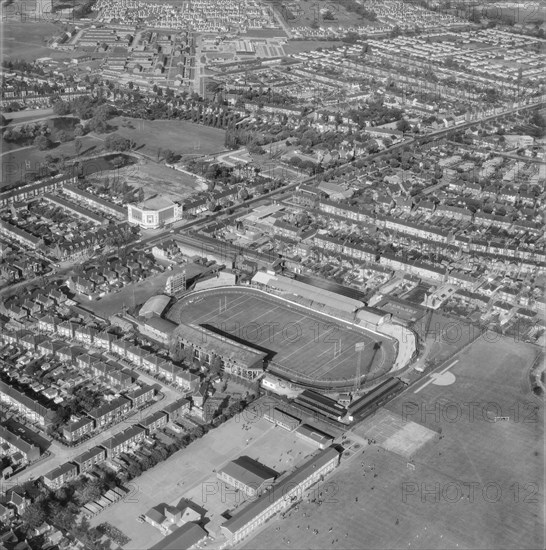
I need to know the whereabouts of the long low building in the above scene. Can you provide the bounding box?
[43,193,108,225]
[0,220,42,249]
[221,447,340,544]
[0,381,56,427]
[263,407,301,431]
[63,185,127,219]
[0,175,74,207]
[251,272,365,313]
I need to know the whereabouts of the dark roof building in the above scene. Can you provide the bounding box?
[221,447,340,545]
[217,457,277,497]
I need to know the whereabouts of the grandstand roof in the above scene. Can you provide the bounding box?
[175,323,267,369]
[252,273,364,313]
[139,294,171,317]
[356,308,391,326]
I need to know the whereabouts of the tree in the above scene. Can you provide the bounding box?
[53,100,71,116]
[34,135,51,150]
[169,340,184,363]
[50,503,76,531]
[104,134,130,151]
[78,480,103,504]
[56,129,71,143]
[74,138,82,156]
[20,502,46,530]
[210,355,223,376]
[396,119,411,133]
[163,149,177,164]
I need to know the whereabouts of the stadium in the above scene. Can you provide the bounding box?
[166,276,402,392]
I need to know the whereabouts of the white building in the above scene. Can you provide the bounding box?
[127,196,182,229]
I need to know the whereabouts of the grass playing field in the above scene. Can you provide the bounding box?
[167,288,396,387]
[246,335,544,550]
[3,21,67,61]
[1,135,103,186]
[109,117,226,160]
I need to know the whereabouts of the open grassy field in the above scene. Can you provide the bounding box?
[3,21,69,61]
[278,1,376,29]
[1,134,103,186]
[247,336,544,550]
[283,40,343,55]
[167,288,396,387]
[109,117,226,160]
[88,409,320,549]
[120,159,204,201]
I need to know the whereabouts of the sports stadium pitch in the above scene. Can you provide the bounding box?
[166,288,397,388]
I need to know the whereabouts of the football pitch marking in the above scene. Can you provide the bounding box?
[414,359,459,394]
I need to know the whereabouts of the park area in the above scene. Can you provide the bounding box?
[88,408,320,549]
[1,135,103,187]
[3,21,68,61]
[248,336,544,550]
[109,117,227,160]
[166,288,397,387]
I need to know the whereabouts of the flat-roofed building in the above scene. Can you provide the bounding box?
[128,196,182,229]
[295,424,335,449]
[263,407,301,431]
